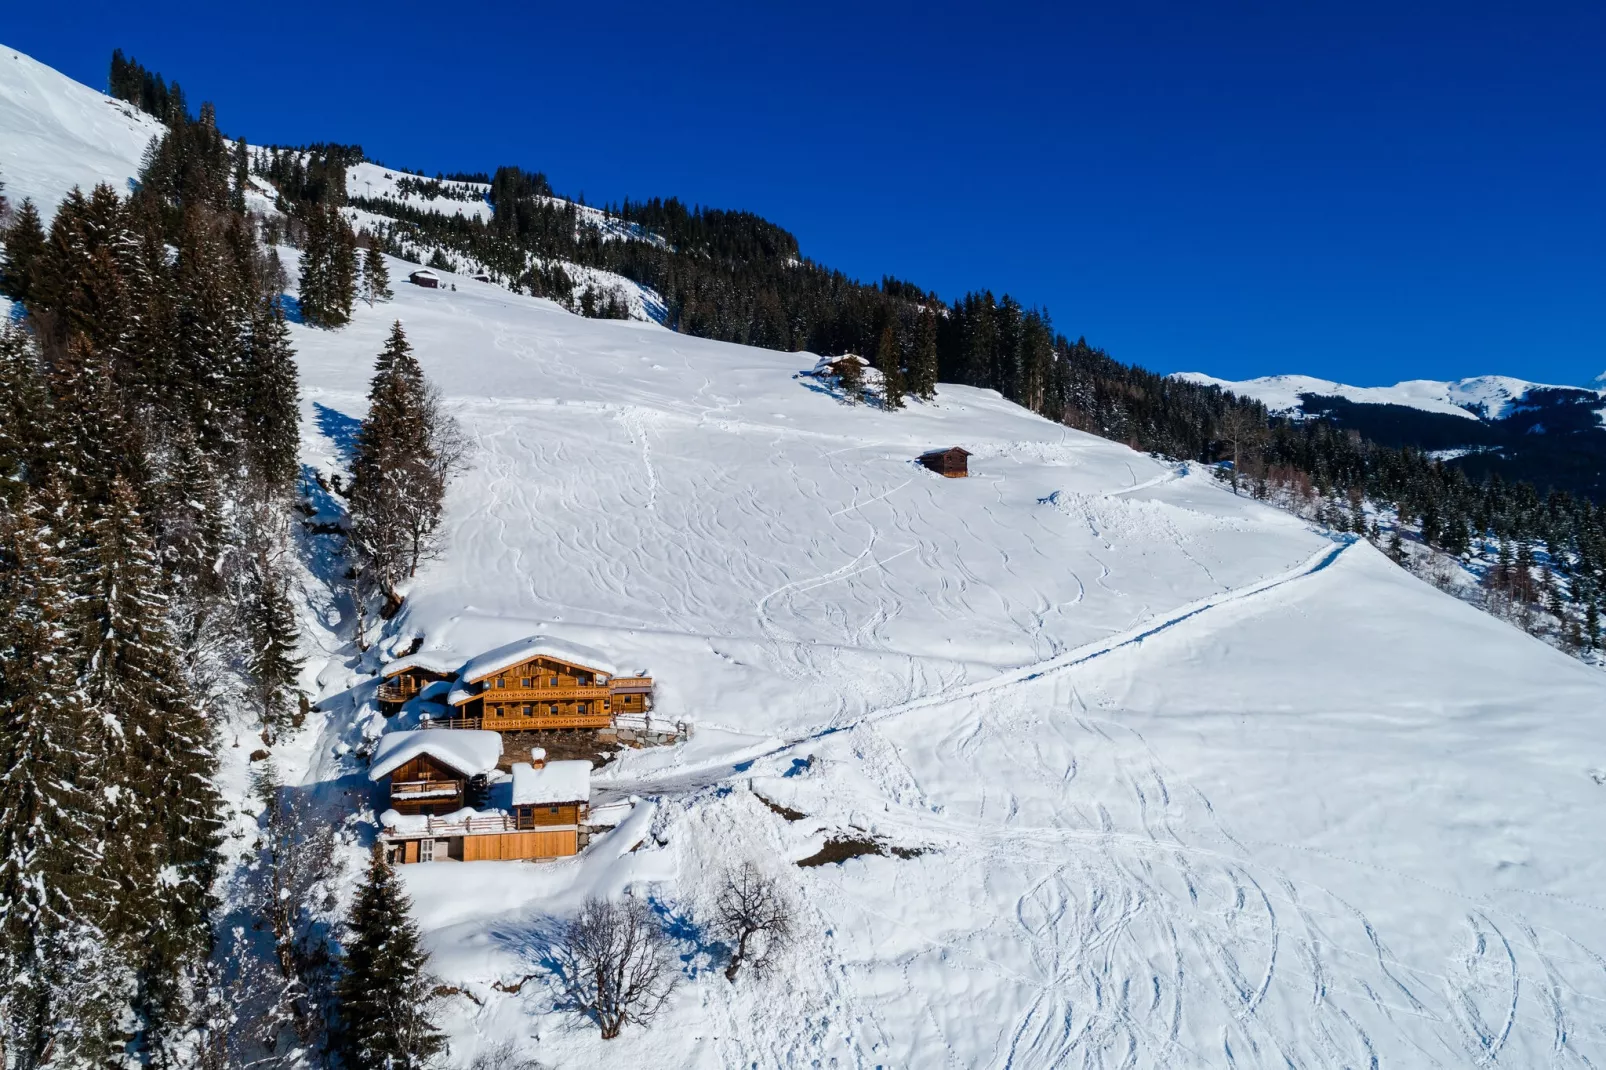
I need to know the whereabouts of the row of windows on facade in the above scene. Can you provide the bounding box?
[491,703,597,716]
[492,675,594,688]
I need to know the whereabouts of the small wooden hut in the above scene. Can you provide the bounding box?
[409,269,440,289]
[918,447,971,478]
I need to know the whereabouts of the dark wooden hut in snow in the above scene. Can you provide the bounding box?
[918,447,971,478]
[409,269,440,288]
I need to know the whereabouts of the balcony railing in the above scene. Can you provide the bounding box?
[423,711,613,732]
[391,779,463,799]
[376,683,413,704]
[470,684,612,703]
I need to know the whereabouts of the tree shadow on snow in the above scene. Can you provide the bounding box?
[314,404,362,468]
[278,293,305,325]
[649,895,727,980]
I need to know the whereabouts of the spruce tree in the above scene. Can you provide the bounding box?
[362,243,393,306]
[909,308,939,401]
[241,299,301,496]
[0,497,130,1065]
[333,845,444,1069]
[0,198,46,302]
[77,477,222,1048]
[876,321,905,411]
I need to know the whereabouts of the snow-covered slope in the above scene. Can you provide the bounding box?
[288,265,1606,1068]
[1175,370,1600,422]
[0,47,162,219]
[7,43,1606,1068]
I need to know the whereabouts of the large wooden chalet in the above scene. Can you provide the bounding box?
[370,729,592,863]
[377,636,653,733]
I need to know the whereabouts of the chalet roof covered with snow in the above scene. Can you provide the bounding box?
[510,760,591,806]
[458,635,622,683]
[409,268,440,279]
[380,652,462,679]
[368,729,503,781]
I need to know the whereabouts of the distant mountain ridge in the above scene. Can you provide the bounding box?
[1174,370,1606,497]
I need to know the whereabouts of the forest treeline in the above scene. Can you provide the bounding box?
[0,52,464,1063]
[322,156,1606,652]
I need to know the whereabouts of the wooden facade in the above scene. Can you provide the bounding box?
[382,802,587,864]
[409,269,440,288]
[450,653,652,733]
[385,752,469,815]
[918,447,971,478]
[377,665,454,713]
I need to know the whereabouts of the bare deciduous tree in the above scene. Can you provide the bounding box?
[1219,405,1268,496]
[550,895,678,1040]
[710,862,795,982]
[465,1039,549,1070]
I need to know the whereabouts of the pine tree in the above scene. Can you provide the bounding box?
[909,308,938,401]
[332,845,444,1070]
[362,243,393,306]
[77,476,222,1049]
[876,321,905,411]
[0,496,130,1065]
[241,299,301,496]
[0,198,46,302]
[348,322,448,600]
[247,562,304,730]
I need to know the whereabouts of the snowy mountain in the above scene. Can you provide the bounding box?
[1173,369,1605,423]
[6,45,1606,1068]
[1177,370,1606,497]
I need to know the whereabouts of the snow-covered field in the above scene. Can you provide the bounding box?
[284,265,1606,1067]
[6,44,1606,1068]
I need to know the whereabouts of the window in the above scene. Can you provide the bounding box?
[522,705,532,716]
[549,705,558,715]
[549,806,559,814]
[495,677,504,689]
[419,839,435,863]
[493,705,503,717]
[521,677,532,688]
[578,702,587,714]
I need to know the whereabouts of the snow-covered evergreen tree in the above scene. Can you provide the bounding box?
[332,845,444,1069]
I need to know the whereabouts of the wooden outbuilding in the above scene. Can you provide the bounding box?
[368,729,502,816]
[409,269,440,289]
[918,447,971,478]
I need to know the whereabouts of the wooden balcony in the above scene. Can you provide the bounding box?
[423,711,612,732]
[377,683,413,704]
[390,778,464,799]
[471,684,611,703]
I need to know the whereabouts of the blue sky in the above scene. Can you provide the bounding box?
[7,2,1603,385]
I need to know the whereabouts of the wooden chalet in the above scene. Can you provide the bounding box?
[918,447,971,478]
[371,729,593,863]
[409,269,440,289]
[376,655,457,715]
[368,729,502,817]
[435,636,654,733]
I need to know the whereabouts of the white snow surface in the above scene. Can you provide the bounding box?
[510,760,591,806]
[286,272,1606,1068]
[6,43,1606,1069]
[367,729,503,781]
[0,47,163,220]
[456,634,625,683]
[1174,370,1600,421]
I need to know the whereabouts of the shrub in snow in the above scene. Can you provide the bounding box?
[549,895,678,1040]
[710,861,795,983]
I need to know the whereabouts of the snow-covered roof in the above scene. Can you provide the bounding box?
[368,730,503,781]
[510,760,591,806]
[921,446,971,458]
[410,268,440,279]
[380,652,461,679]
[458,635,622,683]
